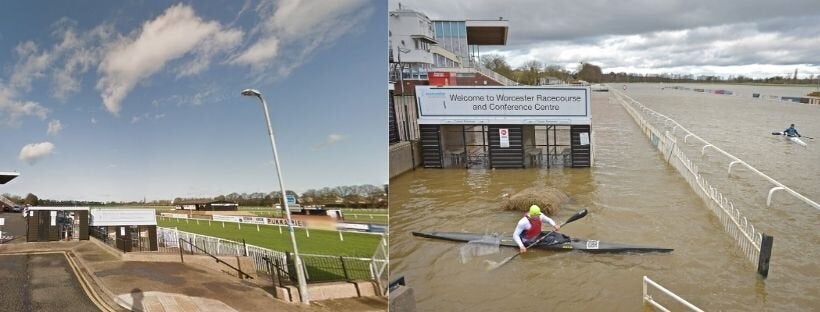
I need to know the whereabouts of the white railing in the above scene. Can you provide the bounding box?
[473,64,519,86]
[614,92,773,276]
[371,235,388,296]
[643,276,704,312]
[617,91,819,211]
[0,195,16,207]
[156,227,384,282]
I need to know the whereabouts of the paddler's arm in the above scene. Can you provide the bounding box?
[513,218,528,253]
[540,214,560,231]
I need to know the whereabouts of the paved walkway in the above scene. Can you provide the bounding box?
[0,212,385,311]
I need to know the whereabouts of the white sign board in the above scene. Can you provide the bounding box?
[51,211,57,226]
[0,218,4,225]
[499,128,510,148]
[213,215,243,223]
[120,227,125,236]
[416,86,591,125]
[580,132,590,146]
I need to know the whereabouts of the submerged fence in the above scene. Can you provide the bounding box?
[156,227,385,283]
[642,276,704,312]
[614,91,775,277]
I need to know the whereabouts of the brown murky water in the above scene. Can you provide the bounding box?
[389,84,820,311]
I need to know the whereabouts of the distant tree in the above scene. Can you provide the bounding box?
[480,54,514,79]
[24,193,39,206]
[576,63,603,83]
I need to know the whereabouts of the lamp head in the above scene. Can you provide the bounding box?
[241,89,261,97]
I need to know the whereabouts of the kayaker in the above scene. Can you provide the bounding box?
[513,205,560,253]
[784,124,801,137]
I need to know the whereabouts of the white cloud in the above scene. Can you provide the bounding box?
[19,142,55,165]
[91,117,97,124]
[231,0,372,77]
[47,119,63,135]
[130,116,142,124]
[96,4,243,115]
[313,133,349,150]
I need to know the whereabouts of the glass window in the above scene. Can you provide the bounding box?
[435,22,442,38]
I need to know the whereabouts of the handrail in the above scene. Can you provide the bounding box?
[178,237,254,279]
[616,91,820,211]
[642,276,704,312]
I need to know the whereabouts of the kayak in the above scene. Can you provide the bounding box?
[788,136,807,147]
[774,132,807,146]
[412,231,673,253]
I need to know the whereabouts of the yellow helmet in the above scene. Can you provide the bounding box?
[529,205,541,217]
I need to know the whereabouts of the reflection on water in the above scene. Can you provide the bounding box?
[390,86,820,311]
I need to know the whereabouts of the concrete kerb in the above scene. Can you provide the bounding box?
[68,244,130,311]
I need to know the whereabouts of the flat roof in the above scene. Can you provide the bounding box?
[465,20,509,46]
[28,206,90,211]
[0,171,20,184]
[90,208,157,226]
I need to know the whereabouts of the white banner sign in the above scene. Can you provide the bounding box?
[580,132,590,146]
[212,215,243,223]
[0,218,4,225]
[160,213,189,219]
[499,128,510,148]
[416,86,591,125]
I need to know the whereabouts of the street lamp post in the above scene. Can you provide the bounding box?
[241,89,309,304]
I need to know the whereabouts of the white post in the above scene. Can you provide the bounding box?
[257,224,260,232]
[279,225,282,234]
[238,222,241,230]
[306,227,310,238]
[339,230,344,241]
[222,221,225,228]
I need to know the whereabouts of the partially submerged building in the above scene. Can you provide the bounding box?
[415,85,593,169]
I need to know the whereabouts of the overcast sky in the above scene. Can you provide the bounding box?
[1,0,386,201]
[392,0,820,78]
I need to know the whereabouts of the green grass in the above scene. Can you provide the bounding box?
[158,217,382,257]
[241,207,388,224]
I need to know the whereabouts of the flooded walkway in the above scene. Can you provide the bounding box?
[389,87,820,311]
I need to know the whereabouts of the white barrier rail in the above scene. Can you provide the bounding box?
[615,91,774,276]
[156,227,386,282]
[643,276,704,312]
[616,91,819,211]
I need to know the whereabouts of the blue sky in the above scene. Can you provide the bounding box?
[0,0,387,201]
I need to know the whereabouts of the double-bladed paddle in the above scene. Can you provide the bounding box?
[772,132,813,139]
[486,208,588,271]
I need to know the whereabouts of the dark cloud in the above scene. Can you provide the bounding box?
[391,0,820,77]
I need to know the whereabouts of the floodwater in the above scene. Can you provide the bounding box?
[389,84,820,311]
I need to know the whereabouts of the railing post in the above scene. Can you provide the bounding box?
[340,256,349,280]
[179,238,184,263]
[757,234,773,278]
[243,238,248,256]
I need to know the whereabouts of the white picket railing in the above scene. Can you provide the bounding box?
[643,276,704,312]
[614,91,773,276]
[156,227,384,282]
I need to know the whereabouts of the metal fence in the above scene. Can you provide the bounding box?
[615,91,774,277]
[642,276,704,312]
[156,227,383,284]
[371,235,388,296]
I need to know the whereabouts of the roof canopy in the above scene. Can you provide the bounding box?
[90,208,157,226]
[0,171,19,184]
[465,20,509,46]
[28,206,90,211]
